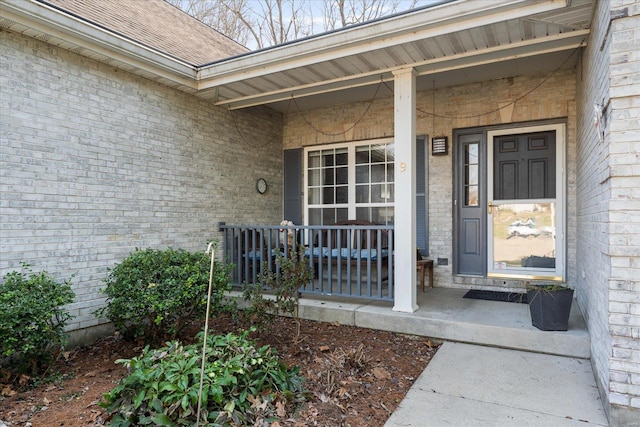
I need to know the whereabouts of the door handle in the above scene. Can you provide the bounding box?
[488,201,495,214]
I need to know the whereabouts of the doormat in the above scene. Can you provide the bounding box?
[463,290,528,304]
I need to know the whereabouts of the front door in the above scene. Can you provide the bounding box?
[455,123,565,280]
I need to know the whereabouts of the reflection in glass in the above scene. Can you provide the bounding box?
[322,209,335,225]
[324,168,334,185]
[308,152,321,168]
[308,169,321,186]
[386,143,395,162]
[356,207,395,225]
[336,208,348,222]
[380,184,393,202]
[309,208,321,224]
[356,165,369,184]
[336,166,348,185]
[322,151,334,166]
[308,187,321,204]
[467,165,478,186]
[335,186,348,204]
[465,144,478,163]
[464,143,479,206]
[492,202,556,270]
[313,208,342,225]
[335,148,348,165]
[356,185,369,203]
[465,187,478,207]
[371,184,384,203]
[371,145,387,163]
[322,187,334,205]
[371,164,385,183]
[356,146,370,164]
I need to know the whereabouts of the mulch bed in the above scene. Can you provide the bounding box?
[1,314,440,426]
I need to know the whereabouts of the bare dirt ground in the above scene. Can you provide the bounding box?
[1,314,440,426]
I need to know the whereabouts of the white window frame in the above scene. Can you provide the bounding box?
[303,138,395,225]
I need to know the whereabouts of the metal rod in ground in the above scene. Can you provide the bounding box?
[196,242,215,427]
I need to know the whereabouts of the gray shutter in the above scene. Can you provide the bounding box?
[283,149,302,225]
[416,136,428,256]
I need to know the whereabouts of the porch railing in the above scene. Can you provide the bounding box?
[219,224,394,301]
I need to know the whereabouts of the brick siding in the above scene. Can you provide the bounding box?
[0,29,283,333]
[577,0,640,422]
[607,0,640,421]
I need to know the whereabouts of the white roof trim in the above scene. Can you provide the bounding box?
[196,0,568,88]
[1,0,197,87]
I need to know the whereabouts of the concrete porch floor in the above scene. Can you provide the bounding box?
[295,287,591,359]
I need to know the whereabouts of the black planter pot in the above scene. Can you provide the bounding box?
[527,287,574,331]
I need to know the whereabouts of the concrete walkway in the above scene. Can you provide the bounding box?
[235,287,608,425]
[385,342,608,426]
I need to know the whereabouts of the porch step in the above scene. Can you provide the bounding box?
[293,288,591,359]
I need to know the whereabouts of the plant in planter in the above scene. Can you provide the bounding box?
[526,283,574,331]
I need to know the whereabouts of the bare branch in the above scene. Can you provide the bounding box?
[170,0,423,49]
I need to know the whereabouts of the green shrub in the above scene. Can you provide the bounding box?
[243,247,313,342]
[95,247,234,342]
[101,329,306,426]
[0,263,75,379]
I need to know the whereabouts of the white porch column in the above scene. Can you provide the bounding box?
[392,68,418,313]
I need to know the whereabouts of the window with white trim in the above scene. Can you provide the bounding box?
[305,139,395,225]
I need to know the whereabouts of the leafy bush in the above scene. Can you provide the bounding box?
[101,329,306,426]
[0,263,75,379]
[95,247,234,342]
[243,247,313,341]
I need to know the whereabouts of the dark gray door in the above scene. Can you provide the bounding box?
[456,128,560,277]
[493,132,556,200]
[455,132,485,275]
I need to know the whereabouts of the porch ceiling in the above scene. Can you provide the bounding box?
[200,0,593,111]
[0,0,594,113]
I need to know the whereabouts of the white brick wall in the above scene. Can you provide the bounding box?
[577,0,640,422]
[0,29,284,333]
[608,0,640,418]
[576,2,613,394]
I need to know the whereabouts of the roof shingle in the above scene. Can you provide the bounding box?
[41,0,249,66]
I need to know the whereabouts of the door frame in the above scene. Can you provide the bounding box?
[487,123,566,281]
[453,120,566,281]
